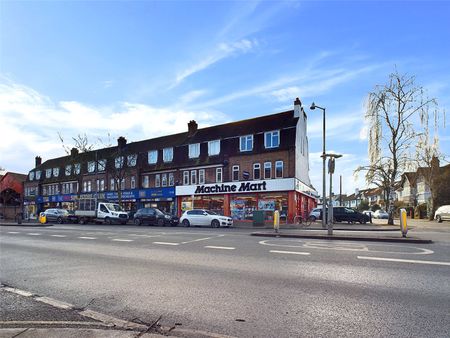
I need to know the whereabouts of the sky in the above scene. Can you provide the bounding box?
[1,0,449,195]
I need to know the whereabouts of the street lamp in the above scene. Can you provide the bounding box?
[321,153,342,235]
[310,102,327,230]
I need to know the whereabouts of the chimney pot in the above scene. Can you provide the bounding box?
[117,136,127,149]
[188,120,198,136]
[35,156,42,167]
[70,148,79,157]
[294,97,302,106]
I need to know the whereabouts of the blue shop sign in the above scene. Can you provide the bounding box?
[36,194,77,204]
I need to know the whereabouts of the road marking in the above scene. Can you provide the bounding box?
[153,241,179,246]
[181,235,224,244]
[3,287,33,297]
[357,256,450,266]
[78,236,96,240]
[51,235,66,238]
[112,239,134,242]
[79,309,147,330]
[270,250,311,256]
[205,246,235,250]
[27,233,41,236]
[7,231,19,234]
[0,321,111,327]
[35,296,73,310]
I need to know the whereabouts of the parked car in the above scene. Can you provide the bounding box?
[308,207,325,221]
[66,210,79,223]
[373,209,389,219]
[434,205,450,223]
[43,208,70,224]
[332,207,370,224]
[180,209,233,227]
[133,208,179,226]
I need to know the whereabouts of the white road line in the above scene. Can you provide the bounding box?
[7,231,19,234]
[181,235,224,244]
[153,241,179,246]
[205,246,235,250]
[27,233,41,236]
[35,296,73,310]
[3,287,33,297]
[112,239,134,242]
[270,250,311,256]
[51,235,66,238]
[78,236,96,240]
[357,256,450,266]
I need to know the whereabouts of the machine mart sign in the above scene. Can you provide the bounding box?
[176,178,295,196]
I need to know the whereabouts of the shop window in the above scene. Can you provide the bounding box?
[199,169,205,184]
[163,148,173,162]
[131,176,136,189]
[183,171,189,185]
[148,150,158,164]
[253,163,261,180]
[53,168,60,177]
[155,174,161,187]
[258,192,288,221]
[240,135,253,152]
[191,170,197,185]
[74,163,81,175]
[65,165,71,176]
[98,159,106,171]
[189,143,200,158]
[208,140,220,156]
[36,170,41,180]
[127,154,137,167]
[142,175,149,188]
[46,169,52,178]
[161,174,167,187]
[265,130,280,149]
[230,195,257,220]
[232,165,239,181]
[275,161,283,178]
[88,161,96,173]
[169,173,174,186]
[216,168,223,183]
[115,156,124,169]
[264,162,272,179]
[110,179,115,191]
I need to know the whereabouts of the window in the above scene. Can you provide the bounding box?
[98,159,106,171]
[46,169,52,178]
[163,148,173,162]
[169,173,174,186]
[87,161,96,173]
[208,140,220,156]
[265,130,280,148]
[275,161,283,178]
[191,170,197,184]
[100,179,105,191]
[65,165,71,176]
[127,154,137,167]
[189,143,200,158]
[53,168,59,177]
[161,174,167,187]
[142,175,149,188]
[199,169,205,184]
[253,163,261,180]
[74,163,81,175]
[240,135,253,152]
[87,181,92,192]
[83,181,87,192]
[115,156,124,169]
[216,168,222,183]
[110,179,115,191]
[148,150,158,164]
[183,171,189,185]
[120,179,125,190]
[36,170,41,180]
[29,172,34,180]
[155,174,161,187]
[264,162,272,179]
[96,179,100,191]
[131,176,135,189]
[232,165,239,181]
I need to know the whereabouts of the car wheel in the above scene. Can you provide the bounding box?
[211,219,220,228]
[57,217,63,224]
[105,217,112,225]
[310,216,316,222]
[436,215,442,223]
[182,219,190,227]
[134,218,141,226]
[360,218,367,224]
[157,218,165,227]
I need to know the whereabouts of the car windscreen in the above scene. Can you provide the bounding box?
[105,203,124,212]
[155,209,165,216]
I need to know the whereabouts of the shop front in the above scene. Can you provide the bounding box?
[37,194,78,213]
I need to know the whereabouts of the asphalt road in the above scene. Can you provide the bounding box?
[1,224,450,337]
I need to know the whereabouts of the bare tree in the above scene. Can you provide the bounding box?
[355,71,445,224]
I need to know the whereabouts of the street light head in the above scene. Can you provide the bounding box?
[310,102,316,110]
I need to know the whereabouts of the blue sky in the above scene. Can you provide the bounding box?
[1,0,449,194]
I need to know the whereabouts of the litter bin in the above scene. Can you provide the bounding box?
[253,210,264,226]
[39,212,47,224]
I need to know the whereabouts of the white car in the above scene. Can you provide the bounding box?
[373,209,389,219]
[434,205,450,223]
[180,209,233,228]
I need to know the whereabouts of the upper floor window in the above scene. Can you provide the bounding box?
[232,165,239,181]
[163,148,173,162]
[29,171,35,180]
[131,176,136,189]
[264,162,272,179]
[169,173,174,186]
[275,160,283,178]
[98,159,106,171]
[65,165,71,176]
[191,170,197,184]
[148,150,158,164]
[115,156,124,169]
[45,169,52,178]
[240,135,253,152]
[199,169,205,184]
[110,178,115,191]
[142,175,149,188]
[53,168,59,177]
[120,179,125,190]
[127,154,137,167]
[265,130,280,149]
[74,163,81,175]
[161,174,167,187]
[216,168,223,183]
[208,140,220,156]
[183,171,189,185]
[253,163,261,180]
[35,170,41,180]
[155,174,161,187]
[100,179,105,191]
[189,143,200,158]
[87,161,96,173]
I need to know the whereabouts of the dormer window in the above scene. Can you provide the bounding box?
[98,159,106,171]
[265,130,280,149]
[29,171,35,180]
[46,169,52,178]
[208,140,220,156]
[87,161,96,173]
[240,135,253,152]
[115,156,124,169]
[189,143,200,158]
[65,165,72,176]
[148,150,158,164]
[53,168,59,177]
[163,148,173,162]
[36,170,41,180]
[74,163,81,175]
[127,154,137,167]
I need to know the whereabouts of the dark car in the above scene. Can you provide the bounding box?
[332,207,370,224]
[133,208,179,226]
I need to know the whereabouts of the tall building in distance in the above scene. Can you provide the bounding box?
[23,98,317,224]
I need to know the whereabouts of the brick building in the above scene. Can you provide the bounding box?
[24,98,317,223]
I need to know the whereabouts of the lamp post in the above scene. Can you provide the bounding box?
[310,102,327,229]
[321,153,342,235]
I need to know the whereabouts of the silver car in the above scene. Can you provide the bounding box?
[434,205,450,223]
[43,208,69,224]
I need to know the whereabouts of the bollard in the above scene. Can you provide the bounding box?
[400,208,408,237]
[273,210,280,233]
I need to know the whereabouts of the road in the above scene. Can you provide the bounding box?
[1,224,450,337]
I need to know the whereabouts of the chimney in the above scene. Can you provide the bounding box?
[35,156,42,167]
[117,136,127,150]
[70,148,79,157]
[294,97,303,118]
[188,120,198,137]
